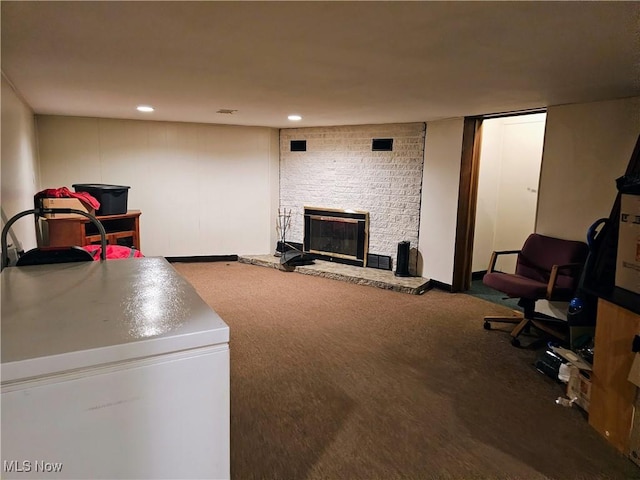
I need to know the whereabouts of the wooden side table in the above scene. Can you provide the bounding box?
[46,210,141,250]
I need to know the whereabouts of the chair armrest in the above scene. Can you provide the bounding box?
[487,250,521,273]
[546,262,584,299]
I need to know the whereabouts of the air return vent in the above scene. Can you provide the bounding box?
[291,140,307,152]
[372,138,393,151]
[367,253,392,270]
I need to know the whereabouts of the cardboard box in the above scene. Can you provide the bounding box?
[629,353,640,388]
[567,365,591,412]
[616,194,640,295]
[40,198,95,219]
[628,390,640,466]
[552,346,592,371]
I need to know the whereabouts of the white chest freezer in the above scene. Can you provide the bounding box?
[1,257,230,479]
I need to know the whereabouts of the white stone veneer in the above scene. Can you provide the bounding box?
[280,123,426,266]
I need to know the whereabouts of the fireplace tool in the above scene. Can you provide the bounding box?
[275,208,292,257]
[275,208,313,266]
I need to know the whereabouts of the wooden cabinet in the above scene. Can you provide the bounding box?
[46,210,141,250]
[589,298,640,453]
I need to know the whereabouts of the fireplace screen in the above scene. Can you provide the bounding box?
[303,207,369,266]
[309,217,358,257]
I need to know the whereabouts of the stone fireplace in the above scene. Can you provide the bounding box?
[304,207,369,267]
[280,123,425,268]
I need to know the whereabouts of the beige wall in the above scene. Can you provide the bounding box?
[1,76,40,252]
[36,116,280,257]
[421,98,638,288]
[417,117,464,284]
[537,96,640,241]
[5,91,637,275]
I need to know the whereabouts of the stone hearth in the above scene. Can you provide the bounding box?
[238,254,430,295]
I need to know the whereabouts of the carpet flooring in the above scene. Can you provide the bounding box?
[467,278,521,311]
[173,261,639,480]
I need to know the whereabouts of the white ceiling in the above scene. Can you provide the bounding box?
[2,1,639,128]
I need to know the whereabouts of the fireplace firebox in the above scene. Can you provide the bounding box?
[303,207,369,267]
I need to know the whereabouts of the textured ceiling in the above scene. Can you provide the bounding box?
[2,1,639,128]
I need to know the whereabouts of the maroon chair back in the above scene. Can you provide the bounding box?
[516,234,589,291]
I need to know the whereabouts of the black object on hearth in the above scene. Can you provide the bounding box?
[281,250,315,266]
[395,241,410,277]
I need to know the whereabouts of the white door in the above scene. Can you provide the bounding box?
[473,113,546,273]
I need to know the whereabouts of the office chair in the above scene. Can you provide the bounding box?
[2,207,107,269]
[482,233,589,347]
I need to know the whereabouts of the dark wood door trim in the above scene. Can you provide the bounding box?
[452,117,483,292]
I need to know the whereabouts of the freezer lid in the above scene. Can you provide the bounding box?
[1,257,229,382]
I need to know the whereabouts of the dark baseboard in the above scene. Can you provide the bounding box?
[415,282,434,295]
[427,279,453,292]
[165,255,238,263]
[472,270,487,281]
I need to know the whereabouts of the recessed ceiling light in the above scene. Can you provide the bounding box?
[288,114,302,121]
[136,105,154,113]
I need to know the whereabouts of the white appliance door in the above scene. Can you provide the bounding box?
[2,345,230,480]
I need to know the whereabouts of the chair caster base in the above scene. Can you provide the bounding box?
[483,321,491,330]
[511,337,521,348]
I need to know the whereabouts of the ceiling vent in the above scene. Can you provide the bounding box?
[216,109,238,114]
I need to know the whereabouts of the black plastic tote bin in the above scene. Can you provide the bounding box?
[73,184,130,216]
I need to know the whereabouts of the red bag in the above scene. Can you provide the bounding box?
[83,245,144,260]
